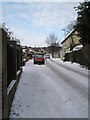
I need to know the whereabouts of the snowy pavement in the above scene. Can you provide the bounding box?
[9,58,88,118]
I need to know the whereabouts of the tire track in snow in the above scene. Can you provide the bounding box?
[50,58,88,77]
[46,59,88,99]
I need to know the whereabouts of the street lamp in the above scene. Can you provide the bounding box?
[62,28,66,38]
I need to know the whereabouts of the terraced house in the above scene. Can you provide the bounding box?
[60,29,81,60]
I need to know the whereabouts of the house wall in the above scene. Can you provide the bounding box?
[61,30,80,61]
[60,50,63,60]
[53,52,60,58]
[73,31,80,45]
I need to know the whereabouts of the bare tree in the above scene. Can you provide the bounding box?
[65,21,76,36]
[46,33,58,46]
[46,33,60,57]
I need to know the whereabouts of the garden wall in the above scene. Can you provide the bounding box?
[64,44,90,69]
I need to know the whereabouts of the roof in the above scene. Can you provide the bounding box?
[0,23,8,33]
[61,29,75,44]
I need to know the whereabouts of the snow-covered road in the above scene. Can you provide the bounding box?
[9,58,88,118]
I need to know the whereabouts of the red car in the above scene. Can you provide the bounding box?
[34,52,45,64]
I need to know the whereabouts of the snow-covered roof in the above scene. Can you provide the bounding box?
[72,45,83,51]
[7,80,16,95]
[61,29,75,44]
[30,49,35,52]
[0,23,8,33]
[22,49,26,53]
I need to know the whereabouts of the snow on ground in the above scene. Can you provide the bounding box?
[51,58,88,76]
[51,58,88,70]
[72,44,83,51]
[7,80,16,95]
[9,58,88,118]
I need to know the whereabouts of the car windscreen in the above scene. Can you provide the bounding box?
[46,54,49,56]
[36,55,43,58]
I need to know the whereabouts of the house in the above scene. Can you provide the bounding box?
[60,29,80,60]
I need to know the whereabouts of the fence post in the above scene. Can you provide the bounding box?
[16,44,22,84]
[0,26,2,120]
[10,41,17,80]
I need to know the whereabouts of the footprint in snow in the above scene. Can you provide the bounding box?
[65,98,71,102]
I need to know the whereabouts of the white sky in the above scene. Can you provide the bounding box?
[1,0,84,2]
[1,1,84,47]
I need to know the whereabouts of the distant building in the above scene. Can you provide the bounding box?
[31,47,46,53]
[46,46,61,58]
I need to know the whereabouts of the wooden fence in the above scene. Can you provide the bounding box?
[1,26,23,119]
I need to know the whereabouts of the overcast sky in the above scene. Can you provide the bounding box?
[1,1,82,47]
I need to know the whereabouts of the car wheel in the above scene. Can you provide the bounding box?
[43,61,45,65]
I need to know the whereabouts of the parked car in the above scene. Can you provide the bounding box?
[34,52,45,64]
[45,54,50,58]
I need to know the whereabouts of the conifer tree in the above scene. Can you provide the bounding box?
[75,2,90,45]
